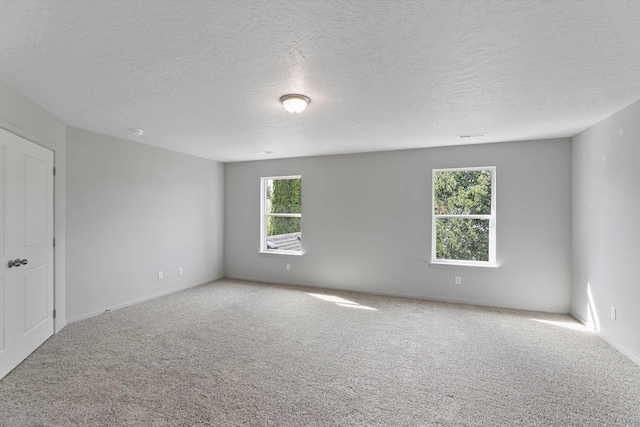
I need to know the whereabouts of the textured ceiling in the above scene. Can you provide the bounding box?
[1,0,639,162]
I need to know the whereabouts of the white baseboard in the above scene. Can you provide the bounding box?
[223,275,567,314]
[599,336,640,366]
[569,311,587,325]
[570,311,640,367]
[54,320,67,334]
[66,276,223,324]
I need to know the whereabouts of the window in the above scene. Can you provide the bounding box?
[260,176,302,254]
[431,167,496,266]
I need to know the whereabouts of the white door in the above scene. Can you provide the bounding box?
[0,127,54,379]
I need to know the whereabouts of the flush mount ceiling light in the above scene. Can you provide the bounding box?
[280,94,310,114]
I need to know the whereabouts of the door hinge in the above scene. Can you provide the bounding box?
[53,167,56,176]
[53,238,56,247]
[53,309,56,319]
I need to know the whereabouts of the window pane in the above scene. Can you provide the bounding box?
[436,218,489,261]
[267,216,301,252]
[434,170,492,215]
[267,178,301,214]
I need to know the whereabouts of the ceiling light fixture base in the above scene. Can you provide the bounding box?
[280,94,310,114]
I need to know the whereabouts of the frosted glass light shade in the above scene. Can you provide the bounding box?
[280,94,310,113]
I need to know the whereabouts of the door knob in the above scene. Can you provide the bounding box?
[7,259,27,268]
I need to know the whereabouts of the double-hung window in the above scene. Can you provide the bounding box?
[431,167,496,266]
[260,175,302,254]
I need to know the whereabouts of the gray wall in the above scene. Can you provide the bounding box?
[0,81,67,332]
[225,138,572,313]
[571,100,640,364]
[66,127,224,321]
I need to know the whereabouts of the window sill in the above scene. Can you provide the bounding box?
[429,260,499,268]
[259,250,303,257]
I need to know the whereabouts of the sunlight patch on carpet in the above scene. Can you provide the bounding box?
[308,293,377,311]
[530,319,593,333]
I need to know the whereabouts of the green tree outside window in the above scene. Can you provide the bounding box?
[433,169,495,263]
[267,178,301,236]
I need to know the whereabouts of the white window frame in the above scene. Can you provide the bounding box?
[431,166,497,267]
[260,175,302,256]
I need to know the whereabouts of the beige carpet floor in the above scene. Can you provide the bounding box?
[1,279,639,426]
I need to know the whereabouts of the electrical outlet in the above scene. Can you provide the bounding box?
[158,271,164,280]
[455,276,462,285]
[611,306,616,320]
[178,267,183,275]
[286,263,291,271]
